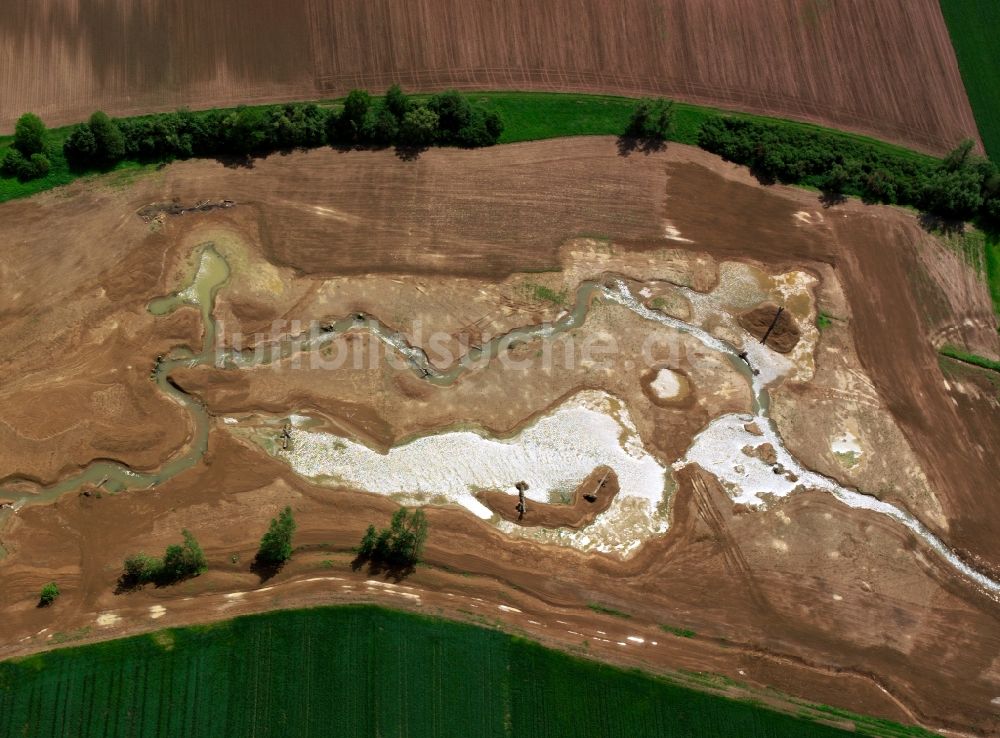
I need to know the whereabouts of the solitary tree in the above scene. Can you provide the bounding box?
[626,98,674,141]
[38,582,60,607]
[256,506,297,566]
[13,113,47,157]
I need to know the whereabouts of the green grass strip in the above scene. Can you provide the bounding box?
[986,230,1000,318]
[0,604,939,737]
[940,345,1000,374]
[939,0,1000,160]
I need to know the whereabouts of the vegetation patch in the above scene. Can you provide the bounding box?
[118,529,207,590]
[939,345,1000,374]
[939,0,1000,160]
[524,282,568,305]
[587,602,631,619]
[660,624,696,638]
[986,231,1000,318]
[0,604,934,737]
[37,582,60,608]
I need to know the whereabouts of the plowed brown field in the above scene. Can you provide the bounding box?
[0,0,980,155]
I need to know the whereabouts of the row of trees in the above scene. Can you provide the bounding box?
[59,86,502,170]
[114,505,427,592]
[119,506,298,590]
[697,115,1000,223]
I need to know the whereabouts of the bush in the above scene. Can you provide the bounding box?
[121,553,159,587]
[357,507,429,568]
[13,113,47,157]
[38,582,60,607]
[1,148,51,181]
[256,506,297,567]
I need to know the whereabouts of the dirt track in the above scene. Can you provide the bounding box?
[1,139,999,734]
[0,0,981,155]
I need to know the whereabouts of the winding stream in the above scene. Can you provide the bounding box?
[1,248,998,600]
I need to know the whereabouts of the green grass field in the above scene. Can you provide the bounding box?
[0,605,937,738]
[939,0,1000,160]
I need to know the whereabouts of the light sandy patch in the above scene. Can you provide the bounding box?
[96,612,121,627]
[148,605,167,619]
[650,368,682,400]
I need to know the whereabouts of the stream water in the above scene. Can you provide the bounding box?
[1,248,997,600]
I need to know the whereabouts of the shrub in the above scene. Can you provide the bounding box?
[38,582,60,607]
[1,149,51,180]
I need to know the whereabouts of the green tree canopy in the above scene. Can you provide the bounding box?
[38,582,60,607]
[88,111,126,165]
[626,98,674,140]
[399,106,439,147]
[13,113,47,157]
[357,507,429,568]
[385,84,410,120]
[256,506,297,566]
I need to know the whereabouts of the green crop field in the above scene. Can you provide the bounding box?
[940,0,1000,159]
[0,605,936,738]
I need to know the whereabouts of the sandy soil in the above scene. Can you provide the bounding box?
[0,0,980,156]
[0,139,998,734]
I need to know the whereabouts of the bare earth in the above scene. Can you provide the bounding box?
[0,0,981,155]
[0,139,999,735]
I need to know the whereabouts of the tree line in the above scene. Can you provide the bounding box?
[59,85,502,170]
[697,115,1000,223]
[109,505,427,594]
[5,90,999,225]
[0,86,502,183]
